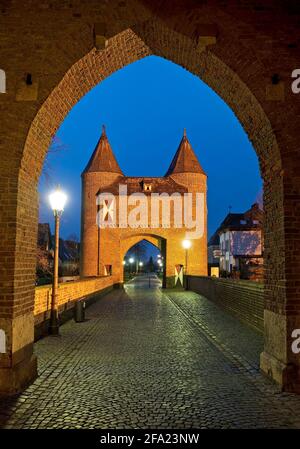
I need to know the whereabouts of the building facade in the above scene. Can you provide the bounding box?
[218,203,263,280]
[81,127,208,287]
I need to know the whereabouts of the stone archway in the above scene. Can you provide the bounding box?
[1,5,300,393]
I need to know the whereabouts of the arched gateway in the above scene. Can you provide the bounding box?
[81,126,207,288]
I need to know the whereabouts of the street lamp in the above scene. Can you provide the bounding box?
[49,186,67,335]
[182,239,192,289]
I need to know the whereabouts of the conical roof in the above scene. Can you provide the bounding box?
[165,129,206,176]
[82,125,123,175]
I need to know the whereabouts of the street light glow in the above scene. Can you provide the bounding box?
[139,261,143,266]
[129,257,134,264]
[48,186,67,336]
[49,187,67,213]
[182,239,192,249]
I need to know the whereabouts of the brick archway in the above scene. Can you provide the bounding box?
[120,235,165,285]
[1,6,300,393]
[121,235,162,263]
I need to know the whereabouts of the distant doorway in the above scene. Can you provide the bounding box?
[122,239,165,286]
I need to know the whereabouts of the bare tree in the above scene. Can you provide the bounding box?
[41,135,69,187]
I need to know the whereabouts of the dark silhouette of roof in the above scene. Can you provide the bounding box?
[165,129,206,176]
[217,203,263,234]
[58,239,80,262]
[82,125,123,175]
[37,223,52,250]
[208,232,220,246]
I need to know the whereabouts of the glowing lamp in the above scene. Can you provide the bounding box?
[49,187,67,213]
[182,239,192,250]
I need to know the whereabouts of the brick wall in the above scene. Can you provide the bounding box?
[34,276,114,338]
[188,276,264,332]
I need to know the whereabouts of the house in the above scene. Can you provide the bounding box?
[217,203,263,281]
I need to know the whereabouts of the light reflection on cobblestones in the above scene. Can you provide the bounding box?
[1,274,300,429]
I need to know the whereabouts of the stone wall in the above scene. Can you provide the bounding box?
[34,276,114,339]
[188,276,264,332]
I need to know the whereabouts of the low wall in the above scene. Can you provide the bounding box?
[187,276,264,332]
[34,276,114,339]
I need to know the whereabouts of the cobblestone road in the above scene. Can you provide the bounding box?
[1,274,300,429]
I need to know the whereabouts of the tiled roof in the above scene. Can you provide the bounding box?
[97,176,188,195]
[82,125,123,175]
[165,129,206,176]
[217,204,263,233]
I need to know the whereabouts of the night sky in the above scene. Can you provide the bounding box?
[39,55,262,251]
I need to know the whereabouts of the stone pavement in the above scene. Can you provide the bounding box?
[1,274,300,429]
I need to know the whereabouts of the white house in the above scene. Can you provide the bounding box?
[218,203,263,280]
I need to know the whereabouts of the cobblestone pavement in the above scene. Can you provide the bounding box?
[1,274,300,429]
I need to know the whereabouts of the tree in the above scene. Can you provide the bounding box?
[40,135,69,187]
[36,246,52,279]
[147,256,155,273]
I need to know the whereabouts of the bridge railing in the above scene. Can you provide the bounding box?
[34,275,114,339]
[187,275,264,332]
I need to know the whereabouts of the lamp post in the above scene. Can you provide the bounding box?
[49,187,67,335]
[182,239,192,289]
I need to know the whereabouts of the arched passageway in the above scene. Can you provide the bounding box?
[121,237,167,288]
[122,239,165,286]
[1,1,300,393]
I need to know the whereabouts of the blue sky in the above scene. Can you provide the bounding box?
[39,55,262,241]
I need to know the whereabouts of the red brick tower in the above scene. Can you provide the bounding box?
[164,129,208,279]
[81,125,123,277]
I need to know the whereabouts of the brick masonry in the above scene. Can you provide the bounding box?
[34,276,115,339]
[0,0,300,392]
[188,276,264,333]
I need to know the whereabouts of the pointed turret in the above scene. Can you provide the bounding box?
[82,125,123,175]
[165,129,206,176]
